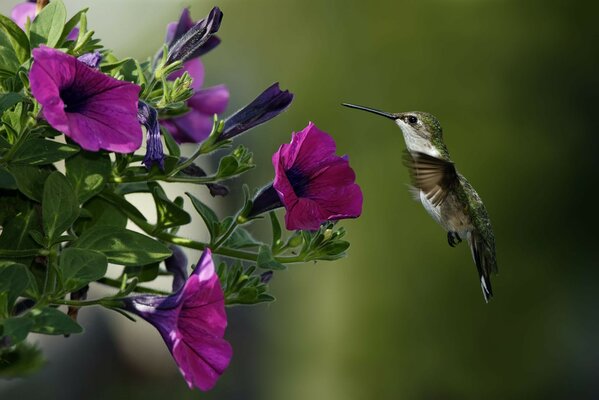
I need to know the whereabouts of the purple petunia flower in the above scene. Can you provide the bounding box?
[251,123,363,230]
[160,9,229,144]
[164,245,189,292]
[219,83,293,141]
[166,7,223,65]
[29,46,142,153]
[11,1,79,41]
[122,249,232,391]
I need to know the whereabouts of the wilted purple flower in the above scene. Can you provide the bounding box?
[160,10,229,144]
[122,249,232,391]
[11,1,79,41]
[77,51,102,69]
[166,7,223,65]
[164,8,221,61]
[164,245,188,292]
[181,160,229,197]
[30,46,142,153]
[137,102,165,169]
[252,123,362,230]
[219,83,293,141]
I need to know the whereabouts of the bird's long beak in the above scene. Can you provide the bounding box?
[341,103,396,120]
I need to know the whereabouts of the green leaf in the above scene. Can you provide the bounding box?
[75,197,127,233]
[0,342,45,378]
[186,192,219,241]
[65,150,111,204]
[0,166,16,190]
[1,316,33,344]
[269,211,282,251]
[0,208,41,254]
[29,0,67,48]
[0,92,25,114]
[57,8,86,45]
[0,262,30,308]
[73,226,171,266]
[149,182,191,230]
[161,126,180,157]
[29,307,82,335]
[10,138,79,165]
[124,263,159,283]
[42,171,79,243]
[8,165,51,202]
[60,248,107,292]
[0,14,30,64]
[223,227,263,249]
[257,245,286,270]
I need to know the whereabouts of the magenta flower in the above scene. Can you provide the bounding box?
[121,249,232,391]
[250,123,363,230]
[29,46,142,153]
[11,1,79,41]
[160,9,229,144]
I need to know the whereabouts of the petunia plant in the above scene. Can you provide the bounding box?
[0,0,363,390]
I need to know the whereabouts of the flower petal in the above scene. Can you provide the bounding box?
[11,3,36,30]
[188,85,229,114]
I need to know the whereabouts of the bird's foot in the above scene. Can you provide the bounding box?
[447,231,462,247]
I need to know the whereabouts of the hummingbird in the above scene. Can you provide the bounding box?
[342,103,497,302]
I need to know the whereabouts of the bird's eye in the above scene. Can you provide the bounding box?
[407,115,418,124]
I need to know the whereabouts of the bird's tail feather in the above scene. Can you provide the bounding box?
[468,232,496,303]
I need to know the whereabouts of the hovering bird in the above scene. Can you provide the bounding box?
[343,103,497,302]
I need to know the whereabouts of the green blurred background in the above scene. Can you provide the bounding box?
[1,0,599,399]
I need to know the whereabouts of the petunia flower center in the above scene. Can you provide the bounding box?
[59,85,90,113]
[285,166,310,197]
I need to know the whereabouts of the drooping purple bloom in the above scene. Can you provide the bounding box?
[219,83,293,141]
[180,160,229,197]
[30,46,142,153]
[122,249,232,391]
[11,1,79,41]
[252,122,363,231]
[166,7,223,65]
[159,10,229,144]
[137,102,165,169]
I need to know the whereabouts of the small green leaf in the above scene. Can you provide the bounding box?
[0,92,25,114]
[29,307,82,335]
[0,262,30,308]
[75,197,127,233]
[223,227,263,249]
[186,192,219,241]
[42,172,79,243]
[0,208,41,260]
[73,226,171,266]
[0,14,30,64]
[11,138,79,165]
[161,126,180,157]
[57,8,86,45]
[8,165,51,202]
[1,316,33,344]
[0,166,16,190]
[124,263,159,283]
[60,248,107,292]
[149,182,191,230]
[65,150,111,204]
[257,245,286,270]
[216,155,239,178]
[269,212,282,250]
[29,0,67,48]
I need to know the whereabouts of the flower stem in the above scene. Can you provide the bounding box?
[96,278,170,296]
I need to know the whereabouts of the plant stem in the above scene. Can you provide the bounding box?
[96,278,170,296]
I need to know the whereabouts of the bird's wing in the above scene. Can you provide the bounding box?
[403,151,459,207]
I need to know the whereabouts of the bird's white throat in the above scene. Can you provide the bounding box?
[395,119,441,158]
